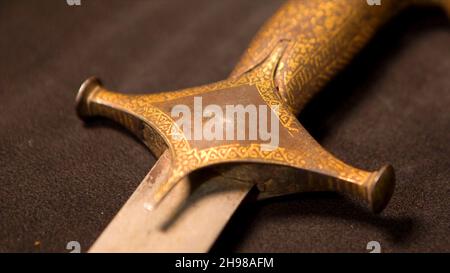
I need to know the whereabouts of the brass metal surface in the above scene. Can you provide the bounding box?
[75,0,449,252]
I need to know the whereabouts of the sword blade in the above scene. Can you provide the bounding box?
[89,150,253,252]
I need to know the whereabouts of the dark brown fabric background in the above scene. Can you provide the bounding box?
[0,0,449,253]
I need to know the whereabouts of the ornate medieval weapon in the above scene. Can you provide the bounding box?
[75,0,450,252]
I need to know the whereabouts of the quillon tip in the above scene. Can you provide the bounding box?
[76,77,103,120]
[367,165,396,213]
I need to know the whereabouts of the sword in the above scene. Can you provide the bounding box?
[75,0,449,252]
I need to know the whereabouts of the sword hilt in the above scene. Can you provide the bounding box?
[75,0,448,214]
[76,76,396,213]
[231,0,450,114]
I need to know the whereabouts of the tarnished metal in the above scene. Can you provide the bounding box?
[89,150,254,252]
[76,0,450,252]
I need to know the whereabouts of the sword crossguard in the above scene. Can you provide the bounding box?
[76,0,449,214]
[76,43,394,213]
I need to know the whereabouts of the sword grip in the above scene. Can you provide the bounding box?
[231,0,449,114]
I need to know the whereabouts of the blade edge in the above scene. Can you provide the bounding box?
[89,150,252,252]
